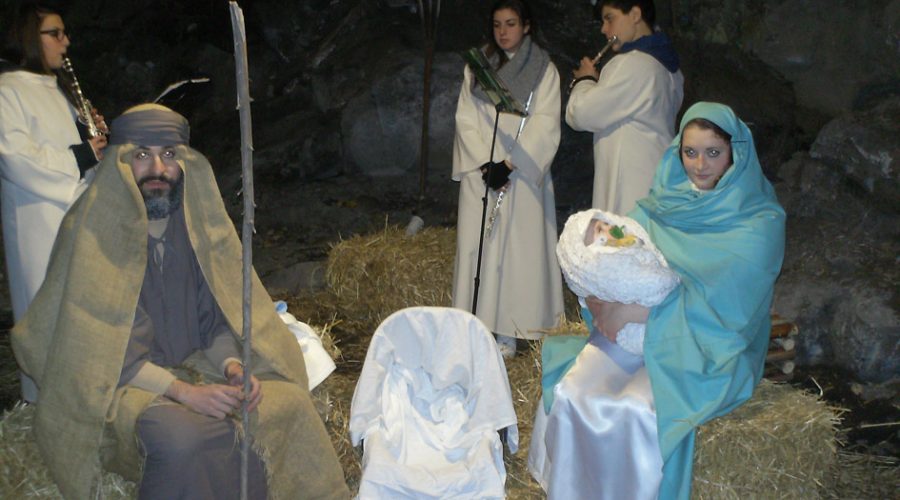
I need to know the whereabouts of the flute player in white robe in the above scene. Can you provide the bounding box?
[566,0,683,214]
[0,3,107,402]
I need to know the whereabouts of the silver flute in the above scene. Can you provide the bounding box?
[592,35,618,66]
[486,90,533,237]
[61,56,103,138]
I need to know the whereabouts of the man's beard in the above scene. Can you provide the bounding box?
[139,175,184,220]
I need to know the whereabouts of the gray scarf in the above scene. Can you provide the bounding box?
[472,35,550,107]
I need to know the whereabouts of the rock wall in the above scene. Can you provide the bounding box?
[774,98,899,382]
[672,0,900,124]
[810,97,900,211]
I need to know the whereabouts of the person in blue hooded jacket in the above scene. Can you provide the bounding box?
[566,0,684,215]
[528,102,786,500]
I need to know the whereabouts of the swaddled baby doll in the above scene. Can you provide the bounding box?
[556,209,680,355]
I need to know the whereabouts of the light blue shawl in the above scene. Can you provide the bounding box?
[541,102,785,499]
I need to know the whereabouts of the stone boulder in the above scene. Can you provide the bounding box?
[746,0,900,117]
[261,260,327,296]
[809,97,900,212]
[671,0,900,118]
[340,50,462,177]
[251,0,368,69]
[251,107,344,182]
[774,153,899,382]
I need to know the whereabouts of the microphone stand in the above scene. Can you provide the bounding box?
[459,46,525,316]
[471,104,502,315]
[471,104,511,449]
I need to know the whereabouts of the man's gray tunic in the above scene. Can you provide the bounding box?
[118,206,266,499]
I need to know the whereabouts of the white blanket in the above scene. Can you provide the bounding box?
[556,210,680,355]
[350,307,518,499]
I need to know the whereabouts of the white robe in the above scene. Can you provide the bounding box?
[451,62,564,340]
[566,51,683,214]
[0,70,92,320]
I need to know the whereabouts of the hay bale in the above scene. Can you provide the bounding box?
[0,403,136,499]
[692,380,840,499]
[326,225,456,329]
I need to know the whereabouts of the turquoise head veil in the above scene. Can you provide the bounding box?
[629,102,786,499]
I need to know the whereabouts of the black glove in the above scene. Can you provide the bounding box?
[480,161,511,190]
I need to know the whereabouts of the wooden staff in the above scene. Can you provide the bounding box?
[229,3,254,499]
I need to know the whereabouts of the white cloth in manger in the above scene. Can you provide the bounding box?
[349,307,518,499]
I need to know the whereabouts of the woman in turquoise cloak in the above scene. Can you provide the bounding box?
[529,102,785,499]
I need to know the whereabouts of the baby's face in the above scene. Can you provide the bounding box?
[584,219,614,246]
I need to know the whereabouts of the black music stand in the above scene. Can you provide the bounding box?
[461,48,526,316]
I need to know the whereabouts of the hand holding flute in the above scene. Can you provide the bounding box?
[62,56,109,159]
[569,36,618,91]
[572,56,601,81]
[85,106,109,160]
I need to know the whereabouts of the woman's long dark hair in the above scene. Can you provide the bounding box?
[3,2,79,107]
[483,0,536,69]
[4,2,57,74]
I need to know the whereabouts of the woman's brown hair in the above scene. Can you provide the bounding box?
[4,2,59,74]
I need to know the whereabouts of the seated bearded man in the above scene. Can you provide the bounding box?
[12,104,350,499]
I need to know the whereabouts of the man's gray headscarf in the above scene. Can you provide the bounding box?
[109,103,190,146]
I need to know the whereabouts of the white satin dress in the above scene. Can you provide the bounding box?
[528,334,664,499]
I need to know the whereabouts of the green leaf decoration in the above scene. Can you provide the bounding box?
[610,225,625,239]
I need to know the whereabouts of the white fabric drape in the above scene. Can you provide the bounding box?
[350,307,518,499]
[275,301,335,390]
